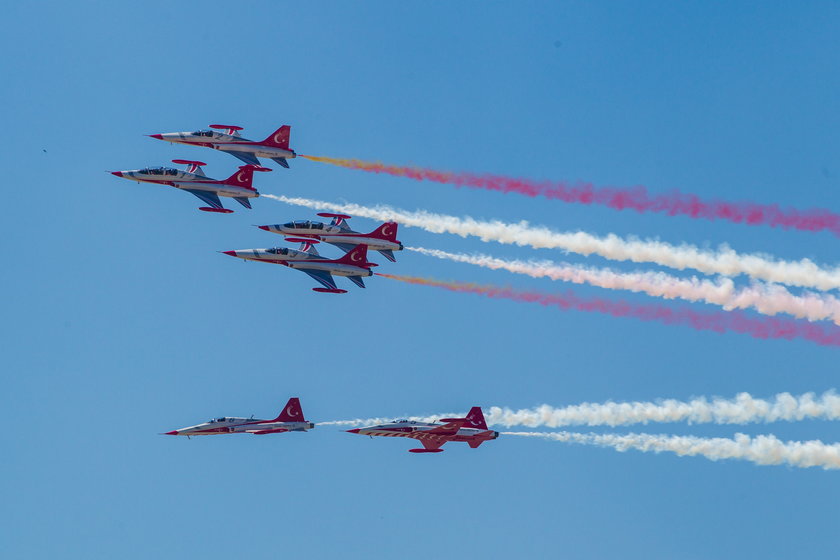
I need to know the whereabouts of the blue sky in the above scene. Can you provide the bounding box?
[3,2,840,558]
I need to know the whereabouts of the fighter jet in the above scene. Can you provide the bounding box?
[257,214,404,262]
[162,397,314,437]
[346,407,499,453]
[111,159,270,213]
[148,124,296,168]
[221,239,377,293]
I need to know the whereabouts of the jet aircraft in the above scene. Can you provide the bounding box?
[346,407,499,453]
[257,214,404,262]
[222,239,377,293]
[163,397,314,437]
[111,159,270,213]
[149,124,296,168]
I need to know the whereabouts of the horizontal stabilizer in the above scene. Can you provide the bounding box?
[378,249,396,262]
[346,275,366,289]
[234,197,252,209]
[271,157,290,169]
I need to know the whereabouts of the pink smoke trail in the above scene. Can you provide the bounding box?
[302,155,840,236]
[376,274,840,347]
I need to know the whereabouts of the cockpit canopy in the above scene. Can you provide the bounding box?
[265,248,290,255]
[139,167,178,176]
[210,417,227,423]
[191,130,215,137]
[283,221,324,229]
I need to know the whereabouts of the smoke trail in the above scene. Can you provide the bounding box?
[408,246,840,324]
[487,391,840,428]
[376,273,840,347]
[505,431,840,470]
[263,194,840,291]
[300,155,840,237]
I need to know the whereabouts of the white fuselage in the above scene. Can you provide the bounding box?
[169,416,314,436]
[117,168,258,199]
[227,248,373,278]
[159,131,296,160]
[262,223,403,252]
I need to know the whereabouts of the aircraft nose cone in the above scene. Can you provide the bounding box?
[221,250,237,257]
[346,428,361,434]
[257,225,270,231]
[111,171,123,177]
[164,430,179,435]
[148,134,164,140]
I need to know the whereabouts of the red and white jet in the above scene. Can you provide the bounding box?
[163,398,314,437]
[111,159,270,213]
[221,239,377,293]
[257,214,404,262]
[149,124,296,169]
[346,407,499,453]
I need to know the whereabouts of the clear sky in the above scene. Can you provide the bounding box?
[3,2,840,558]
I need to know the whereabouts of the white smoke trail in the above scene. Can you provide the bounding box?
[505,431,840,470]
[322,391,840,429]
[408,247,840,324]
[263,194,840,291]
[486,391,840,428]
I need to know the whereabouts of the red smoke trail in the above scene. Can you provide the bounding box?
[375,273,840,347]
[302,155,840,236]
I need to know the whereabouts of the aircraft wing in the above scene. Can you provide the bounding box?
[297,268,339,290]
[329,242,359,253]
[229,151,262,166]
[185,189,224,209]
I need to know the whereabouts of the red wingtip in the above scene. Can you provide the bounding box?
[346,428,361,433]
[110,171,123,177]
[148,134,164,140]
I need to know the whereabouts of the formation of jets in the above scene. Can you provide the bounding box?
[163,398,498,453]
[116,122,497,454]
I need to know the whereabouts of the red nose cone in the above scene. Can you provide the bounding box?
[257,225,270,231]
[111,171,123,177]
[222,251,237,257]
[164,430,178,435]
[346,428,361,434]
[148,134,164,140]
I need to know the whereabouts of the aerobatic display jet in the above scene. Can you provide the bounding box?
[221,239,377,293]
[149,124,296,168]
[162,398,314,437]
[111,159,270,213]
[257,214,404,262]
[346,407,499,453]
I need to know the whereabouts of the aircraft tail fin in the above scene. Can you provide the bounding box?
[273,398,305,422]
[222,165,271,190]
[334,243,369,266]
[262,125,291,149]
[466,407,488,430]
[368,222,398,241]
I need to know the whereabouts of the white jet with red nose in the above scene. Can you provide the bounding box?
[149,124,296,169]
[110,159,270,213]
[221,240,377,294]
[163,398,315,437]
